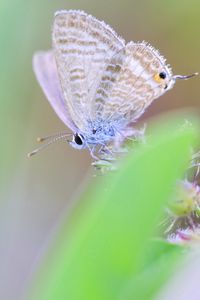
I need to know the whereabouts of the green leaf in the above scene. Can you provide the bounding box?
[119,240,185,300]
[26,114,198,300]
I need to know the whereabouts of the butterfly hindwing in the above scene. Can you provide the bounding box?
[94,41,175,125]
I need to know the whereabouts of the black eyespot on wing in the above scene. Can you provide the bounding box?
[74,134,83,145]
[159,72,167,79]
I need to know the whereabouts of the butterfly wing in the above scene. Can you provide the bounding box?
[94,41,175,126]
[33,51,77,132]
[52,10,125,131]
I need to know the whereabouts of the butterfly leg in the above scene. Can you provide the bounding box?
[99,144,113,155]
[86,144,100,160]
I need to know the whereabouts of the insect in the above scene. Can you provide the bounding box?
[28,10,197,159]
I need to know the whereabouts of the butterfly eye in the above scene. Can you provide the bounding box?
[74,133,84,145]
[153,71,167,83]
[70,133,86,150]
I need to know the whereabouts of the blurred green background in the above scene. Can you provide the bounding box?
[0,0,199,299]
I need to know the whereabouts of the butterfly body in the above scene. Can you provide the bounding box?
[82,118,120,143]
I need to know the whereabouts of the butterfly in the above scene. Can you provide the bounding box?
[28,10,197,159]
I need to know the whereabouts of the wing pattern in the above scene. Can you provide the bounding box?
[52,10,125,131]
[94,41,174,126]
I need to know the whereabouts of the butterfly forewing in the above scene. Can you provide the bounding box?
[33,51,77,132]
[94,41,175,125]
[52,10,125,131]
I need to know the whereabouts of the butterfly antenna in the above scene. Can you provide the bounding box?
[173,72,198,80]
[36,131,72,142]
[27,133,72,158]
